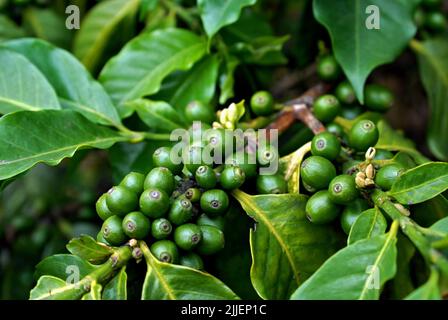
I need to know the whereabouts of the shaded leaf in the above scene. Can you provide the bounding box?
[231,35,289,66]
[30,276,86,300]
[413,37,448,161]
[389,162,448,205]
[313,0,417,102]
[66,235,113,264]
[219,55,239,104]
[405,268,441,300]
[35,254,99,280]
[233,190,342,299]
[348,207,387,245]
[3,38,122,127]
[0,110,126,180]
[0,48,60,114]
[140,242,239,300]
[198,0,257,39]
[99,28,207,117]
[102,267,127,300]
[291,222,399,300]
[0,15,26,42]
[430,217,448,234]
[413,195,448,227]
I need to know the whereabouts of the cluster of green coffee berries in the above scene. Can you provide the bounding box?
[414,0,447,33]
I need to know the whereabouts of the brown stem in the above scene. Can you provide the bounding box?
[293,103,326,134]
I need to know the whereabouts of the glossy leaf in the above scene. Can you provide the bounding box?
[3,39,122,127]
[233,190,342,300]
[197,0,257,39]
[30,276,86,300]
[291,222,399,300]
[23,8,72,49]
[376,120,429,165]
[430,217,448,234]
[0,15,26,42]
[130,99,187,132]
[231,35,289,66]
[66,235,113,264]
[389,162,448,205]
[140,242,239,300]
[390,234,416,299]
[0,110,126,180]
[0,49,60,114]
[155,55,220,113]
[219,55,239,104]
[99,28,207,117]
[73,0,140,72]
[413,38,448,161]
[35,254,99,281]
[405,268,441,300]
[313,0,417,102]
[102,267,127,300]
[348,207,387,245]
[413,195,448,227]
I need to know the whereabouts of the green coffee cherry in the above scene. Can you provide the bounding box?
[195,165,217,189]
[139,188,170,218]
[200,189,229,217]
[364,84,394,112]
[144,167,175,195]
[150,240,179,263]
[425,11,447,32]
[153,146,183,175]
[256,174,287,194]
[349,120,379,151]
[250,91,275,116]
[122,211,150,239]
[180,252,204,270]
[313,95,341,123]
[376,163,406,191]
[101,215,127,246]
[317,55,341,81]
[185,188,201,202]
[220,166,245,190]
[300,156,337,190]
[340,198,370,235]
[203,128,228,158]
[326,122,346,139]
[197,213,225,231]
[227,152,258,178]
[105,186,138,216]
[168,197,193,225]
[96,193,114,221]
[196,225,225,255]
[374,149,394,160]
[151,218,173,240]
[311,132,341,161]
[119,172,145,195]
[184,145,205,175]
[328,174,359,205]
[174,223,203,251]
[185,100,215,124]
[306,190,341,224]
[257,144,279,167]
[302,180,318,193]
[335,81,356,105]
[341,105,363,120]
[96,231,110,246]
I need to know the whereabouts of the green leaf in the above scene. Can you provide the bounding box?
[291,222,399,300]
[231,35,289,66]
[23,8,72,49]
[413,195,448,227]
[0,110,126,180]
[0,49,60,114]
[412,38,448,161]
[35,254,99,280]
[130,99,187,132]
[405,268,441,300]
[0,15,26,42]
[156,55,220,113]
[30,276,86,300]
[198,0,257,39]
[348,207,387,245]
[313,0,417,102]
[102,267,127,300]
[140,242,239,300]
[390,234,416,299]
[376,120,429,165]
[66,235,113,264]
[232,190,342,299]
[219,55,239,104]
[3,38,122,128]
[82,282,103,300]
[430,217,448,234]
[389,162,448,205]
[99,28,207,117]
[73,0,140,72]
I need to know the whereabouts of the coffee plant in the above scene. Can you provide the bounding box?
[0,0,448,301]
